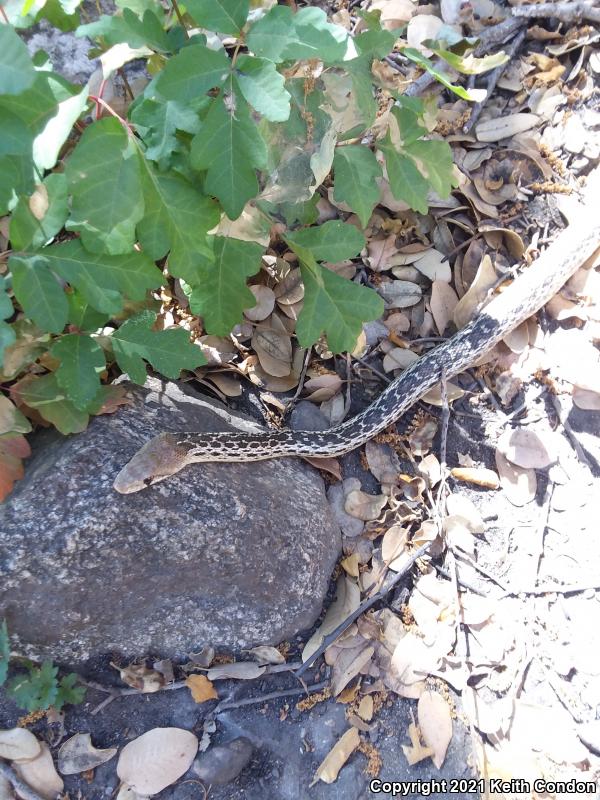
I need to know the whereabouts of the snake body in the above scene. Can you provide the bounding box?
[114,210,600,494]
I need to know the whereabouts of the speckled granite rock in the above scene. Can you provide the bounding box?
[0,378,341,663]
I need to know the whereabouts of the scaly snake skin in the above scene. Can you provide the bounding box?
[114,190,600,494]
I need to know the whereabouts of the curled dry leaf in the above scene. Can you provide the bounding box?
[421,382,464,406]
[402,720,434,766]
[0,728,41,762]
[247,646,285,665]
[273,267,304,305]
[417,690,453,769]
[303,373,343,402]
[381,525,409,571]
[302,575,360,663]
[357,695,374,722]
[418,453,441,486]
[185,674,218,704]
[344,489,387,521]
[453,254,496,329]
[244,285,276,322]
[406,14,444,55]
[497,428,556,469]
[495,450,537,506]
[117,728,198,795]
[408,418,438,456]
[310,727,360,786]
[58,733,117,775]
[207,662,266,681]
[14,743,64,800]
[450,466,499,489]
[364,440,400,484]
[414,250,451,283]
[445,493,485,534]
[331,644,375,697]
[112,662,164,693]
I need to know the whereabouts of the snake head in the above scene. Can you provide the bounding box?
[113,432,190,494]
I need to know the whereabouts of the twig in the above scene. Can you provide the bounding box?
[454,551,508,590]
[295,542,432,678]
[463,29,527,134]
[352,354,392,384]
[0,761,45,800]
[512,1,600,24]
[288,347,312,410]
[170,0,189,36]
[212,681,329,715]
[500,580,600,598]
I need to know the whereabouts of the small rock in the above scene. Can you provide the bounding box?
[289,401,330,431]
[193,737,254,785]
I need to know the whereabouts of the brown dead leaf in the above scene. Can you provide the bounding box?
[302,575,360,663]
[401,719,434,766]
[495,450,537,506]
[497,428,556,469]
[453,254,496,329]
[382,525,409,571]
[332,644,375,696]
[0,728,41,762]
[244,285,276,322]
[341,553,360,578]
[364,440,400,484]
[430,281,458,335]
[117,728,198,795]
[417,690,453,769]
[207,662,266,680]
[0,433,31,501]
[382,347,420,372]
[344,489,387,521]
[94,385,131,416]
[14,743,64,800]
[111,662,164,693]
[252,325,293,377]
[58,733,118,775]
[310,727,360,786]
[303,455,342,479]
[408,418,437,456]
[445,493,485,533]
[185,675,218,704]
[475,113,541,142]
[247,646,285,665]
[304,373,343,402]
[421,382,464,406]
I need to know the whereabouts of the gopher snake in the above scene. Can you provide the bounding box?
[114,190,600,494]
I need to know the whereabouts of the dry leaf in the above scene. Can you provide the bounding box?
[445,493,485,533]
[406,14,444,55]
[417,691,453,769]
[341,553,360,577]
[0,728,41,762]
[383,348,420,372]
[303,455,342,479]
[117,728,198,795]
[364,440,400,484]
[573,387,600,410]
[497,429,556,469]
[378,280,423,309]
[112,662,164,693]
[331,644,375,696]
[14,743,64,800]
[421,382,464,406]
[414,250,452,282]
[304,373,343,402]
[302,575,360,663]
[310,727,360,786]
[381,525,409,571]
[453,254,496,329]
[58,733,117,775]
[185,674,219,703]
[252,326,292,377]
[450,466,499,489]
[244,285,276,322]
[402,720,434,765]
[495,450,537,506]
[357,695,374,722]
[344,489,387,521]
[475,113,541,142]
[247,646,285,665]
[207,662,266,680]
[0,434,31,502]
[430,281,458,335]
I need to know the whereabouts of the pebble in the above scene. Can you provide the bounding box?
[193,737,254,785]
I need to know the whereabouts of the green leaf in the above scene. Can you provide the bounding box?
[246,5,349,64]
[0,323,17,370]
[235,55,291,122]
[402,48,482,101]
[37,239,163,315]
[185,0,248,35]
[404,139,457,199]
[51,334,106,410]
[78,8,171,51]
[16,373,91,433]
[0,110,35,215]
[155,44,230,103]
[191,84,267,219]
[296,253,384,353]
[137,164,219,282]
[67,291,110,331]
[380,140,430,214]
[0,25,37,95]
[10,254,68,334]
[0,276,14,321]
[54,672,85,710]
[112,310,205,384]
[391,105,426,146]
[333,146,382,227]
[66,118,144,254]
[188,237,264,335]
[424,40,508,75]
[286,220,365,263]
[10,173,69,251]
[0,619,9,686]
[8,661,59,712]
[131,96,202,166]
[354,11,397,58]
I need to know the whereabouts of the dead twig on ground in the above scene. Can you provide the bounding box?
[212,681,329,715]
[512,1,600,24]
[463,29,527,133]
[0,761,46,800]
[295,542,432,678]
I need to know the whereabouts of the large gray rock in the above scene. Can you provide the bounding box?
[0,379,341,662]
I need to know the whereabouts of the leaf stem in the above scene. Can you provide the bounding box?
[170,0,189,38]
[88,96,135,136]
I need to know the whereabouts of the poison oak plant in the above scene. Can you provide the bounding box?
[0,0,504,497]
